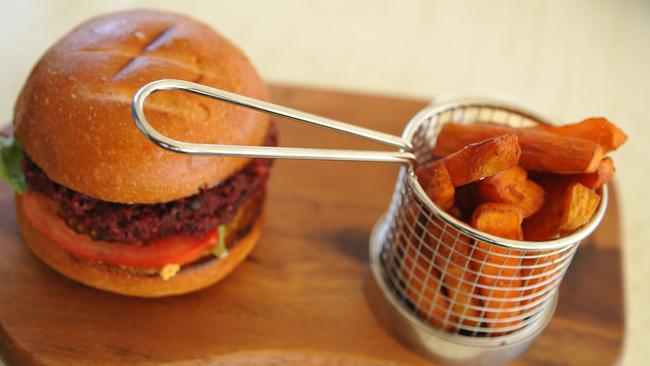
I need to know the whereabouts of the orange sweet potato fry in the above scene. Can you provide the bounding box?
[416,161,455,210]
[476,166,545,218]
[440,134,521,186]
[427,217,473,250]
[560,182,601,232]
[471,203,524,241]
[453,184,477,220]
[520,251,561,306]
[402,245,455,331]
[448,206,463,219]
[433,123,602,174]
[428,219,481,327]
[444,265,482,328]
[482,286,523,330]
[521,176,565,241]
[416,134,519,210]
[535,117,627,153]
[572,157,615,190]
[470,203,524,329]
[523,179,601,240]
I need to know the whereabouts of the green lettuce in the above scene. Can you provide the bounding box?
[210,225,229,258]
[0,136,27,192]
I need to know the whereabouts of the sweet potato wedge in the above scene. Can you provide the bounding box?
[470,203,524,329]
[521,176,566,241]
[470,204,523,290]
[417,134,519,209]
[520,251,562,306]
[433,123,602,174]
[476,166,545,218]
[441,134,521,186]
[482,286,523,330]
[429,219,481,327]
[402,244,455,330]
[572,157,615,190]
[523,179,601,240]
[560,182,602,232]
[471,203,525,242]
[453,184,477,220]
[535,117,627,153]
[427,217,473,251]
[444,265,482,328]
[416,161,455,210]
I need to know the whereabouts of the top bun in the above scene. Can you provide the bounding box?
[14,9,270,204]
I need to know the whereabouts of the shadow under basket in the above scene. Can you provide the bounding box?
[366,100,608,365]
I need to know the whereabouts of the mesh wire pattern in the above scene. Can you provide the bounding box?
[378,102,589,338]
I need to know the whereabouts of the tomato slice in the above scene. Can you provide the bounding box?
[20,190,219,269]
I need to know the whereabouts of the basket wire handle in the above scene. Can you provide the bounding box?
[132,79,416,165]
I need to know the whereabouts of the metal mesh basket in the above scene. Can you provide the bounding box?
[369,99,607,361]
[131,81,608,364]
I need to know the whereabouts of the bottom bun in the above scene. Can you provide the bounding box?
[16,194,264,298]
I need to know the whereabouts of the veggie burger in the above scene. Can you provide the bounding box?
[2,9,275,297]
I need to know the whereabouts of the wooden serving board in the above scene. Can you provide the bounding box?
[0,86,623,365]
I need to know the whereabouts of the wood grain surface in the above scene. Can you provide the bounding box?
[0,86,623,365]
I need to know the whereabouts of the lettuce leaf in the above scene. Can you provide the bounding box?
[0,136,27,192]
[210,224,229,258]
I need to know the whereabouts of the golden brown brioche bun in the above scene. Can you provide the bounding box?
[16,193,264,298]
[14,9,270,204]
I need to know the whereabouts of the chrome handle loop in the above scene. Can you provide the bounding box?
[131,79,415,164]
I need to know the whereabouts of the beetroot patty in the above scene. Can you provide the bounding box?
[21,125,276,244]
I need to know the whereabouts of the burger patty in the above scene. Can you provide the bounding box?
[22,125,276,244]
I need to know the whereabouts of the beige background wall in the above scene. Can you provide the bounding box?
[1,0,648,364]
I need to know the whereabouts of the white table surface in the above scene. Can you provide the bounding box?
[1,0,648,365]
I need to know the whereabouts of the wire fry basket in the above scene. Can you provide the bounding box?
[131,80,608,365]
[368,100,607,365]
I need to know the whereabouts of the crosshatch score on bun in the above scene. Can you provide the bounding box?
[9,9,275,297]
